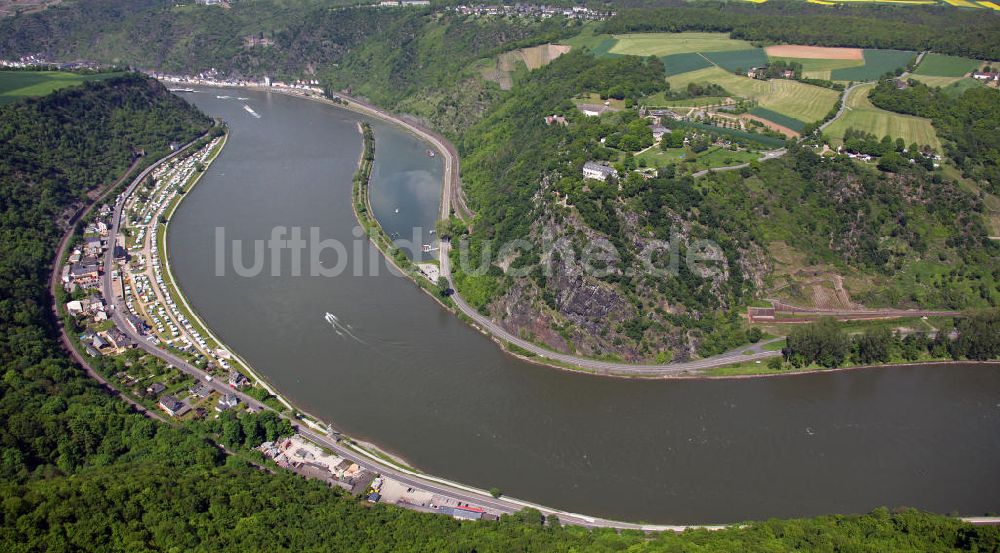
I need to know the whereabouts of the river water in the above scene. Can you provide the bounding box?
[168,88,1000,524]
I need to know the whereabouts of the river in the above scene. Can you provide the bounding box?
[167,88,1000,524]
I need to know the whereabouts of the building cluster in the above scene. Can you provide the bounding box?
[153,72,324,95]
[255,434,500,520]
[377,0,430,6]
[972,70,999,83]
[0,56,107,70]
[60,136,262,420]
[450,4,613,20]
[258,436,375,493]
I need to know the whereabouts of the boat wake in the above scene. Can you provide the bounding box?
[324,312,367,344]
[242,104,261,119]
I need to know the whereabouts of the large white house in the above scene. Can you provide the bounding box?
[582,161,618,181]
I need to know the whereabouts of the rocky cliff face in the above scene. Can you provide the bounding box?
[481,196,761,362]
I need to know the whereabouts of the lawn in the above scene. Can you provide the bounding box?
[0,70,122,105]
[913,53,981,77]
[637,145,760,170]
[637,146,689,167]
[667,66,840,123]
[830,49,916,81]
[824,83,941,150]
[608,32,754,57]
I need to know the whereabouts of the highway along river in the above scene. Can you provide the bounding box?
[168,88,1000,524]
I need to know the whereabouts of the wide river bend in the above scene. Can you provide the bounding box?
[168,88,1000,524]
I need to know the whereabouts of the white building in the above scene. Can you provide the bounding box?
[582,161,618,182]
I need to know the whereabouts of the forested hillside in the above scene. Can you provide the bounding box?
[453,51,999,362]
[0,0,405,79]
[2,72,996,553]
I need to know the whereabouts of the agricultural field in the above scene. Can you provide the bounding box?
[770,57,865,80]
[701,48,769,73]
[0,70,121,105]
[749,106,806,132]
[823,83,941,150]
[913,53,981,77]
[661,52,713,76]
[830,49,916,81]
[606,32,755,57]
[764,45,865,79]
[667,66,840,123]
[640,92,730,107]
[910,74,965,88]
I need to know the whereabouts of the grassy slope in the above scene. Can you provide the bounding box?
[608,32,753,56]
[824,82,941,150]
[830,49,916,81]
[667,66,839,122]
[0,70,122,105]
[913,53,981,77]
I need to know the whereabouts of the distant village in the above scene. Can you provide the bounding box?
[448,3,613,20]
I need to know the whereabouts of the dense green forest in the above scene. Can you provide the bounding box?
[783,311,1000,368]
[868,79,1000,195]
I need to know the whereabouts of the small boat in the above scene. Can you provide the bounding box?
[426,149,435,157]
[394,208,399,214]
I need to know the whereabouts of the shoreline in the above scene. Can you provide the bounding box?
[164,80,1000,383]
[68,78,998,529]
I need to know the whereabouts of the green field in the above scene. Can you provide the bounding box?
[938,76,987,96]
[768,56,865,80]
[824,83,941,150]
[750,106,806,132]
[0,70,122,105]
[913,53,981,77]
[661,52,713,76]
[608,32,754,57]
[910,74,965,88]
[667,66,840,123]
[641,93,729,107]
[702,48,769,73]
[830,49,916,81]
